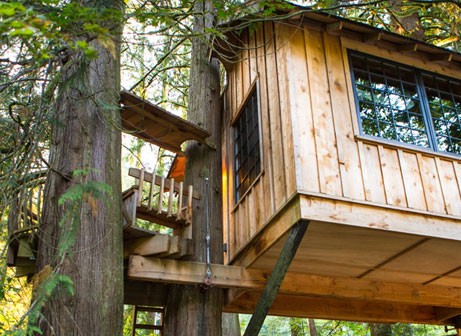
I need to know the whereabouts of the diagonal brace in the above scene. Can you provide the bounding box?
[243,220,309,336]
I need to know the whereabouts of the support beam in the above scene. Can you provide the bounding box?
[226,292,439,325]
[128,256,461,308]
[243,220,309,336]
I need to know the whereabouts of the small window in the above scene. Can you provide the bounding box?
[349,51,461,155]
[233,86,261,202]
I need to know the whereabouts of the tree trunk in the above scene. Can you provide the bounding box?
[308,319,318,336]
[223,313,241,336]
[163,0,224,335]
[370,323,393,336]
[34,1,124,335]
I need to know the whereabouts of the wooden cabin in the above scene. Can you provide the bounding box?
[213,8,461,327]
[7,5,461,332]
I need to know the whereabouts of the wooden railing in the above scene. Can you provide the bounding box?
[8,182,43,235]
[123,168,195,232]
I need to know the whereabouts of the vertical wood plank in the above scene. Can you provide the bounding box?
[417,154,446,214]
[436,158,461,216]
[264,21,286,209]
[249,29,258,82]
[323,33,365,200]
[358,142,386,203]
[264,22,285,211]
[275,23,296,198]
[137,168,145,207]
[378,146,407,207]
[398,150,427,210]
[176,182,183,220]
[235,51,243,117]
[453,162,461,203]
[157,176,165,214]
[256,22,276,218]
[167,178,175,217]
[242,31,251,96]
[304,29,342,196]
[286,25,319,193]
[148,175,155,210]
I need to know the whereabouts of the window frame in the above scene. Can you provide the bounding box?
[348,50,461,157]
[231,80,263,205]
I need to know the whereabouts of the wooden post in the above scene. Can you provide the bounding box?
[137,168,145,207]
[243,220,309,336]
[176,182,183,220]
[158,176,165,214]
[167,178,175,217]
[148,174,155,210]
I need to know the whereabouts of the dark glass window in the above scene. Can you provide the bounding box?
[423,74,461,154]
[234,86,261,202]
[349,51,461,155]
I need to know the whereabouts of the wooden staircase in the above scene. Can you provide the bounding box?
[7,167,197,276]
[122,167,197,260]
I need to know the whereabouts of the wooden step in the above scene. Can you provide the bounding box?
[124,233,192,259]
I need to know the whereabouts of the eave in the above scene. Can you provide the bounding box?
[214,6,461,70]
[120,90,210,154]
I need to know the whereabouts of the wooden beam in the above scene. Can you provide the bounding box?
[299,193,461,241]
[243,220,309,336]
[435,307,461,322]
[326,21,343,33]
[124,279,167,306]
[128,255,261,288]
[364,32,383,42]
[225,292,440,325]
[430,53,453,63]
[400,43,419,52]
[124,234,170,258]
[231,195,302,267]
[128,256,461,308]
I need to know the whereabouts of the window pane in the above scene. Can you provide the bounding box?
[423,73,461,154]
[234,87,262,202]
[350,51,429,148]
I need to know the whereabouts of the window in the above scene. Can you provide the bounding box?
[233,85,261,202]
[349,51,461,155]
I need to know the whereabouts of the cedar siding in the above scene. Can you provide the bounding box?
[222,18,461,262]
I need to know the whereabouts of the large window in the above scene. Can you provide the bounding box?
[349,51,461,155]
[233,85,261,202]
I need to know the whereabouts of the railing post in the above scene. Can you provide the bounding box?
[167,178,175,217]
[176,182,183,220]
[137,168,145,207]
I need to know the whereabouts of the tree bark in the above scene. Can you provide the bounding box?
[163,0,224,335]
[308,319,318,336]
[223,313,241,336]
[34,1,124,335]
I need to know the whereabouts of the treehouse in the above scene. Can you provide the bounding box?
[211,9,461,327]
[7,4,461,333]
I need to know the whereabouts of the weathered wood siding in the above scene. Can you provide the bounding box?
[290,25,461,211]
[223,21,461,262]
[222,22,297,261]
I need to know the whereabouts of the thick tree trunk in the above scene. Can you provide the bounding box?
[35,1,124,335]
[163,0,224,335]
[223,313,241,336]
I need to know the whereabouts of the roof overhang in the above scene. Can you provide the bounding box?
[214,5,461,70]
[120,90,210,154]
